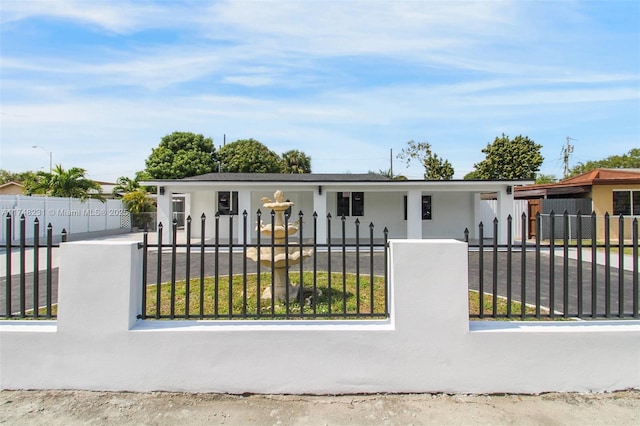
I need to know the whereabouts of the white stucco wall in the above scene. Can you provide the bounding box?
[189,190,215,239]
[325,191,406,240]
[1,240,638,394]
[423,192,474,239]
[163,180,528,243]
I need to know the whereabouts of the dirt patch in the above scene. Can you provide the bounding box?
[1,390,639,425]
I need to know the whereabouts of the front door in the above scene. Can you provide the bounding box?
[527,200,541,239]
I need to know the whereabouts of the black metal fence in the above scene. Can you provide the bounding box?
[140,210,390,320]
[466,211,639,320]
[1,214,66,319]
[8,207,635,323]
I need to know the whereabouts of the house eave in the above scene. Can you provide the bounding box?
[141,175,532,193]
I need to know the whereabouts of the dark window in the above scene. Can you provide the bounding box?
[634,191,640,215]
[337,192,350,217]
[352,192,364,216]
[218,191,238,215]
[403,195,432,220]
[613,191,631,216]
[285,199,292,219]
[403,196,407,220]
[422,195,432,220]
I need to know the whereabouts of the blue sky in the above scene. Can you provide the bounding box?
[1,0,638,182]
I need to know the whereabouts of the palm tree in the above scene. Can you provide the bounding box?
[112,176,140,197]
[26,165,105,201]
[122,189,156,229]
[281,150,311,174]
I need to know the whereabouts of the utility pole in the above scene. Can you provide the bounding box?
[563,136,576,178]
[32,145,52,173]
[390,148,393,178]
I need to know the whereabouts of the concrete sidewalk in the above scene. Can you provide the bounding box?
[1,390,638,425]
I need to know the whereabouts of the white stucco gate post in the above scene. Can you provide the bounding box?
[313,188,327,244]
[156,187,173,244]
[405,189,422,239]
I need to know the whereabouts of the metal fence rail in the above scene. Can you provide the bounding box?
[140,210,390,320]
[1,214,65,319]
[466,211,639,320]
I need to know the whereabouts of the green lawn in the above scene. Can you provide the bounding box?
[32,273,552,320]
[143,272,388,319]
[468,290,549,320]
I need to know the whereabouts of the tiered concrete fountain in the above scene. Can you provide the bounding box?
[246,190,313,301]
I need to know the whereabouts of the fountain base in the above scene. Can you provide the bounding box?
[260,267,301,301]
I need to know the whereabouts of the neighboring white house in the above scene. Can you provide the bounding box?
[142,173,531,244]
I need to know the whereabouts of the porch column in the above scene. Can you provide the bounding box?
[406,189,422,239]
[237,190,252,244]
[472,192,482,240]
[156,187,172,244]
[313,188,327,244]
[496,187,514,244]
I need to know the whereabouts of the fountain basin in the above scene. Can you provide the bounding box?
[246,247,313,269]
[257,224,300,239]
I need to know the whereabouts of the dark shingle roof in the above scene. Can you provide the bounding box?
[181,173,392,182]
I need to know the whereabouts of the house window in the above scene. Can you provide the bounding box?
[613,190,640,216]
[422,195,432,220]
[403,195,432,220]
[337,192,364,217]
[352,192,364,216]
[337,192,350,217]
[285,199,292,218]
[218,191,238,215]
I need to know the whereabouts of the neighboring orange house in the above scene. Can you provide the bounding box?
[0,181,25,195]
[515,169,640,240]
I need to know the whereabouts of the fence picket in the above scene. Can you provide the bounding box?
[134,210,389,320]
[467,211,638,320]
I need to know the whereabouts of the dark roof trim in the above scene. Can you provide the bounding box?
[144,172,534,185]
[180,173,391,182]
[515,185,591,199]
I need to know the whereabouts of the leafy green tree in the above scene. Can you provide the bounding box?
[0,170,38,185]
[282,150,311,173]
[25,165,104,201]
[471,134,543,180]
[569,148,640,176]
[397,140,454,180]
[217,139,284,173]
[535,174,557,184]
[463,170,481,180]
[122,188,156,229]
[145,132,216,179]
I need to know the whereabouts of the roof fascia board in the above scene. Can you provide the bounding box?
[145,180,530,194]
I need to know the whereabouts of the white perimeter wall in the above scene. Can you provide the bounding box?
[0,196,127,243]
[3,240,637,394]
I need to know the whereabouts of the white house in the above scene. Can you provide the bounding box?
[142,173,530,244]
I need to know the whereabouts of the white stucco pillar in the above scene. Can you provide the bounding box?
[237,190,252,244]
[183,193,191,222]
[313,189,327,244]
[156,188,172,244]
[496,187,514,244]
[472,192,482,241]
[406,189,422,239]
[57,241,142,334]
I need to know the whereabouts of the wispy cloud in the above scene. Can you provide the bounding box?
[1,1,638,180]
[0,0,190,34]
